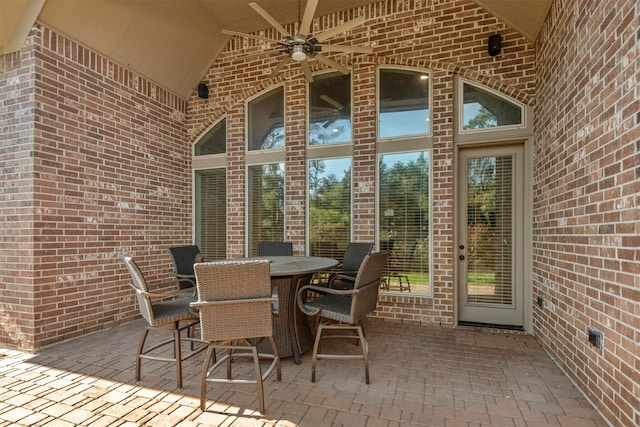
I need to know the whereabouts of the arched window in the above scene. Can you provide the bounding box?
[248,86,285,151]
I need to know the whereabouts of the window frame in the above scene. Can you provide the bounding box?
[192,116,227,170]
[376,66,434,296]
[377,66,433,142]
[306,155,354,256]
[454,78,533,144]
[245,162,287,256]
[193,166,227,261]
[307,71,353,148]
[245,84,286,153]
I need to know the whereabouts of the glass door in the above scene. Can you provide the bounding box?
[457,144,524,326]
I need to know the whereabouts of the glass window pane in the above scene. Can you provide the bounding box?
[195,118,225,155]
[466,155,514,305]
[309,73,351,145]
[195,169,226,260]
[247,163,285,255]
[248,87,285,150]
[378,151,430,294]
[379,69,430,139]
[463,83,522,129]
[309,158,351,257]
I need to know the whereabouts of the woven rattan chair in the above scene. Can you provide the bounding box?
[257,241,293,256]
[297,250,390,383]
[325,242,374,289]
[120,254,205,388]
[168,245,202,290]
[191,259,281,413]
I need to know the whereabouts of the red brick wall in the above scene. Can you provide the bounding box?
[534,0,639,425]
[0,30,38,350]
[0,25,192,350]
[186,0,536,326]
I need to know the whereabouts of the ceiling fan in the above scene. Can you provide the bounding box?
[222,0,372,82]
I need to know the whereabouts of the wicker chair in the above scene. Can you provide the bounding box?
[120,254,205,388]
[297,250,390,383]
[167,245,202,290]
[325,242,374,289]
[191,259,281,413]
[257,241,293,256]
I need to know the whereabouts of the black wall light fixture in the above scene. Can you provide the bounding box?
[197,82,209,99]
[488,34,502,56]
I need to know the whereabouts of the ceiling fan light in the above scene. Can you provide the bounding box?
[291,45,307,61]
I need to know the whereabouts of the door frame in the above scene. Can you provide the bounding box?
[453,139,533,332]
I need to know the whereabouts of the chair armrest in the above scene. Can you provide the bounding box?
[171,273,195,280]
[327,272,357,288]
[128,282,188,299]
[296,284,358,315]
[190,297,277,308]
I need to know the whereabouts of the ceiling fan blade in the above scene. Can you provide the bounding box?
[314,15,367,42]
[314,54,349,75]
[319,44,373,54]
[320,94,344,110]
[299,0,319,36]
[301,61,314,83]
[249,2,290,38]
[222,29,281,44]
[270,57,289,77]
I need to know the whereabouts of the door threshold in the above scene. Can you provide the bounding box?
[458,321,524,332]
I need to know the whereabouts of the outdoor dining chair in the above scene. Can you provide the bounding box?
[257,241,293,256]
[191,259,281,413]
[120,253,205,388]
[325,241,374,289]
[296,250,390,384]
[168,245,202,290]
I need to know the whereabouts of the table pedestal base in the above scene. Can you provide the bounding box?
[267,274,315,364]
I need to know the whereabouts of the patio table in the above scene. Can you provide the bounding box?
[260,256,338,364]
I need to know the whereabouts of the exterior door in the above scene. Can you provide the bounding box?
[457,144,524,327]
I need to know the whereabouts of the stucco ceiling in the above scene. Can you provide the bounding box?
[1,0,551,98]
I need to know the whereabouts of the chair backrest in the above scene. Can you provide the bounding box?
[257,241,293,256]
[341,242,374,274]
[350,250,391,322]
[120,254,154,324]
[168,245,201,276]
[194,260,274,342]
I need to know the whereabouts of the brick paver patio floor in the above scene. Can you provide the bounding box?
[0,319,608,426]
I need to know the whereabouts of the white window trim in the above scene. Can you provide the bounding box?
[376,66,434,142]
[454,77,533,144]
[245,83,286,154]
[306,70,353,148]
[245,162,287,256]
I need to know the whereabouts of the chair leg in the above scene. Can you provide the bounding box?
[252,346,265,414]
[311,323,324,382]
[135,328,150,381]
[200,345,216,411]
[267,336,282,381]
[356,325,370,384]
[173,321,184,388]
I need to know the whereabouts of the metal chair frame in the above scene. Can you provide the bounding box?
[121,253,205,388]
[297,251,390,384]
[192,259,281,413]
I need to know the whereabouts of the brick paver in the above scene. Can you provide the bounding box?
[0,319,609,426]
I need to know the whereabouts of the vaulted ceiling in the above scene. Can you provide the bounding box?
[1,0,551,98]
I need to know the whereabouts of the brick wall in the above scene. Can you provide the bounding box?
[186,0,536,325]
[0,25,192,350]
[534,0,639,425]
[0,29,38,350]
